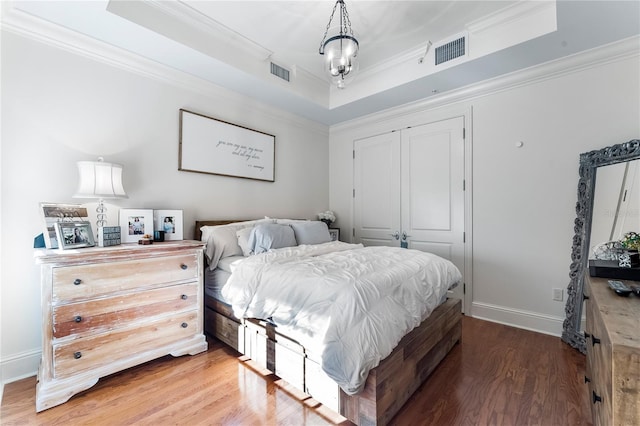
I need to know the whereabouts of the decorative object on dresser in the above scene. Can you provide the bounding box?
[39,203,90,249]
[119,208,153,243]
[72,157,128,228]
[97,226,121,247]
[154,209,183,241]
[329,228,340,242]
[178,109,275,182]
[34,240,207,412]
[583,275,640,425]
[563,139,640,354]
[53,221,95,250]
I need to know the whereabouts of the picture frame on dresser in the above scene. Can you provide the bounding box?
[154,209,183,240]
[54,221,95,249]
[39,202,89,249]
[329,228,340,242]
[119,209,153,243]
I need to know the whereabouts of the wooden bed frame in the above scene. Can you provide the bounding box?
[195,220,462,426]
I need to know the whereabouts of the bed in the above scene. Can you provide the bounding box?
[195,219,462,425]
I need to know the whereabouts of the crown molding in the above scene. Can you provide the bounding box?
[331,35,640,134]
[0,2,328,136]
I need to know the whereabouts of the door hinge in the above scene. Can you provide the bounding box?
[463,283,466,294]
[463,232,466,243]
[353,188,355,198]
[353,150,355,159]
[352,228,355,237]
[463,128,466,139]
[463,179,466,191]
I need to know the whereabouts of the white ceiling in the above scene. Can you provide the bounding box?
[4,1,640,125]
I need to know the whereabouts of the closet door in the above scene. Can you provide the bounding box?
[353,131,401,246]
[401,117,465,304]
[354,116,466,309]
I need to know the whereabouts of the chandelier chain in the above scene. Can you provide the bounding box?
[318,0,340,54]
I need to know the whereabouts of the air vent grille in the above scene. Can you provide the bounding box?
[270,62,290,82]
[435,37,466,65]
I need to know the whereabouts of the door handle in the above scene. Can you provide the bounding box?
[402,231,411,241]
[389,231,400,240]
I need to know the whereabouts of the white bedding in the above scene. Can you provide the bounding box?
[221,241,462,395]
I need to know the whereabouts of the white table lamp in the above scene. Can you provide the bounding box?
[73,157,128,227]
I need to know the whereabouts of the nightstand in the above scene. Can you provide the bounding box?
[34,240,208,412]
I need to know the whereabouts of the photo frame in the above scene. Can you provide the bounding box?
[329,228,340,242]
[179,109,275,182]
[39,203,90,249]
[119,209,154,243]
[54,221,95,250]
[154,209,183,241]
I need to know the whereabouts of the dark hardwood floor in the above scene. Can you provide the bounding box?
[1,316,591,425]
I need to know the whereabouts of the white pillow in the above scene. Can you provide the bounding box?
[200,219,273,269]
[290,221,331,245]
[249,223,297,254]
[236,227,254,257]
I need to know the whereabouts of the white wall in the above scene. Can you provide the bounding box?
[0,31,329,384]
[330,38,640,335]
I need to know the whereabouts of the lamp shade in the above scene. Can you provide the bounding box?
[73,160,128,199]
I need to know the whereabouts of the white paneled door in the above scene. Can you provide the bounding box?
[354,116,466,311]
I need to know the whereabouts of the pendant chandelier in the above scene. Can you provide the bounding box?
[318,0,359,89]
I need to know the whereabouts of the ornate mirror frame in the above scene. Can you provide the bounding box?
[562,139,640,353]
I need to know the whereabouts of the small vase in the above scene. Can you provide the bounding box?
[320,219,332,227]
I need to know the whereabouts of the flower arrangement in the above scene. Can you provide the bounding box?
[621,231,640,251]
[317,210,336,226]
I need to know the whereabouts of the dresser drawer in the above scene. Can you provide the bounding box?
[52,282,199,339]
[53,310,199,379]
[52,254,199,302]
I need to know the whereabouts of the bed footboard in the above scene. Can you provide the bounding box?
[204,297,462,425]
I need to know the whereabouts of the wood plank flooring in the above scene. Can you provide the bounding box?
[1,316,591,425]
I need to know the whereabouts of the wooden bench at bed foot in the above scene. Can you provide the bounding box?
[204,298,462,426]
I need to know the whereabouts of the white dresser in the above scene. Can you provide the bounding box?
[34,240,208,412]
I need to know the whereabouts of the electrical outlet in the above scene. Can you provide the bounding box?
[553,288,563,301]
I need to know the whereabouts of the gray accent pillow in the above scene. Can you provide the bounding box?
[290,221,331,245]
[249,223,298,254]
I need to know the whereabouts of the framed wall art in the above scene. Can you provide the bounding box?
[54,221,95,249]
[154,209,183,241]
[39,202,90,249]
[119,209,153,243]
[178,109,275,182]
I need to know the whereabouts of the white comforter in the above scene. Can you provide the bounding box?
[221,241,461,395]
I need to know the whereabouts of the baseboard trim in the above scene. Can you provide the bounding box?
[471,301,564,337]
[1,348,40,386]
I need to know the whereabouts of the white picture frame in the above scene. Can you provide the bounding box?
[119,209,153,243]
[154,209,183,241]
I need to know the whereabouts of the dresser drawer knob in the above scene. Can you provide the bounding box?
[584,331,591,339]
[74,351,82,359]
[181,294,188,300]
[584,375,591,384]
[591,335,601,346]
[74,316,83,323]
[73,279,82,285]
[181,322,188,328]
[180,264,188,270]
[583,293,589,300]
[592,391,602,404]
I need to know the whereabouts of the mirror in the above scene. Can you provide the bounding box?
[562,139,640,353]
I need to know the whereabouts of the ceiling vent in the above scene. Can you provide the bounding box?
[434,35,467,66]
[270,62,290,82]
